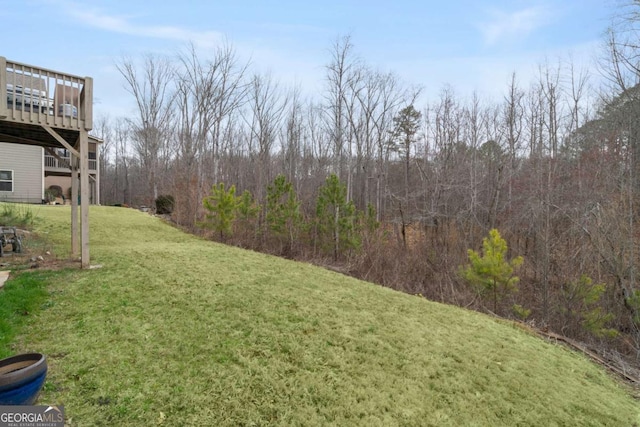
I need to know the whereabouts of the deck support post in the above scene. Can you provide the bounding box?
[79,131,90,268]
[71,152,79,257]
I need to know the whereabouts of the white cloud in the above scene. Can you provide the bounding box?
[478,6,552,46]
[52,0,223,49]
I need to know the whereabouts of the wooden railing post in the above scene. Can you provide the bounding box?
[82,77,93,131]
[0,57,6,119]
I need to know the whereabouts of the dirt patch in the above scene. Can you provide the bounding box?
[0,230,81,272]
[0,253,81,272]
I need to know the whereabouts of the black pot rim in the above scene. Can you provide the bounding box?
[0,353,47,388]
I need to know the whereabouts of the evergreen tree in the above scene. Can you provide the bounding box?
[316,173,360,261]
[201,183,238,240]
[236,189,261,241]
[359,203,380,250]
[460,229,523,313]
[560,275,618,338]
[266,175,302,254]
[364,203,380,234]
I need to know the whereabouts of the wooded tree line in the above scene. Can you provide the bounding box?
[95,5,640,368]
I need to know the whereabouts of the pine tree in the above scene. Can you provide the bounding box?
[266,175,302,254]
[236,189,261,241]
[460,229,523,313]
[201,183,238,240]
[316,173,360,261]
[560,275,618,338]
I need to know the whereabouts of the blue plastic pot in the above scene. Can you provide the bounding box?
[0,353,47,405]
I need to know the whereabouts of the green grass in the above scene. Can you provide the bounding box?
[3,205,639,426]
[0,271,53,359]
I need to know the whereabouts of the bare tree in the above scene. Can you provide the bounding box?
[459,92,487,234]
[117,54,176,206]
[390,103,422,247]
[243,72,288,203]
[173,44,241,226]
[502,73,525,211]
[428,86,462,225]
[92,115,113,205]
[281,86,304,189]
[324,35,359,180]
[204,42,250,185]
[111,118,132,205]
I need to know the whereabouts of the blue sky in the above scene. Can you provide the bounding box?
[1,0,619,117]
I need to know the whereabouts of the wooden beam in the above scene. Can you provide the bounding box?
[71,153,79,257]
[41,125,80,157]
[0,57,6,120]
[0,132,51,147]
[95,141,100,205]
[82,77,93,131]
[79,131,90,268]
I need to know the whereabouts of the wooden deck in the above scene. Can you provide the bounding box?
[0,56,93,268]
[0,57,93,147]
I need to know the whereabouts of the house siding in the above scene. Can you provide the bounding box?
[0,142,43,203]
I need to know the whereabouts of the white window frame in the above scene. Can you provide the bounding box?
[0,170,14,192]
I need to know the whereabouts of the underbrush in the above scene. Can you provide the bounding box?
[0,203,38,227]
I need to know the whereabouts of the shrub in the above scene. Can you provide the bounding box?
[512,304,531,321]
[155,195,175,215]
[0,203,35,227]
[44,188,57,203]
[48,185,63,198]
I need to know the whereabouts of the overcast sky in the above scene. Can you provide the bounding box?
[1,0,621,117]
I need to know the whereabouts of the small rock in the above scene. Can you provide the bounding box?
[45,251,51,256]
[37,256,44,262]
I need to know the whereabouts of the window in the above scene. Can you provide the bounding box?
[0,170,13,192]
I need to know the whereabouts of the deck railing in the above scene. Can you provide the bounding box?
[44,154,97,171]
[0,57,93,131]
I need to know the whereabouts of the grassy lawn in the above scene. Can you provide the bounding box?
[0,271,51,360]
[2,205,639,426]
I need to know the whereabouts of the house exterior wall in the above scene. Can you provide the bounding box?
[0,142,43,203]
[45,176,71,195]
[45,175,72,201]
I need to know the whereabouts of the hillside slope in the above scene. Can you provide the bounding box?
[10,205,640,426]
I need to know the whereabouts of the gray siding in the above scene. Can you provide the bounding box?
[0,142,43,203]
